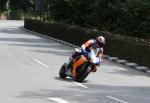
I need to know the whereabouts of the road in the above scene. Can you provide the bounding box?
[0,20,150,103]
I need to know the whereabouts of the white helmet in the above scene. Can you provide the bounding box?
[96,36,105,47]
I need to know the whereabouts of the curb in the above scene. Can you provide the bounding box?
[22,27,150,74]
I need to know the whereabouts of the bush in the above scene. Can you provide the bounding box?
[24,19,150,68]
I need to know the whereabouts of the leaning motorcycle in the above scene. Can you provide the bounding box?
[59,49,100,82]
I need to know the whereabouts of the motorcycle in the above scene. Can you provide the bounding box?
[59,48,100,83]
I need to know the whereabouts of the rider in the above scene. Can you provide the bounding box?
[66,36,105,72]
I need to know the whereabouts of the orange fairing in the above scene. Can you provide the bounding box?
[72,55,88,77]
[84,40,93,47]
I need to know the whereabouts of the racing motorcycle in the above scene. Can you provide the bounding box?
[59,48,100,82]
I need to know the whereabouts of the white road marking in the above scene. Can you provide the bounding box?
[33,58,49,68]
[107,96,128,103]
[23,52,88,88]
[73,81,88,88]
[48,98,70,103]
[22,52,49,69]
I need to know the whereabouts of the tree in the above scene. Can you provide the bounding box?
[67,0,93,25]
[9,0,34,19]
[9,0,34,12]
[112,0,150,38]
[46,0,69,21]
[0,0,9,19]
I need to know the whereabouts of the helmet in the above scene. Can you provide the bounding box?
[96,36,105,48]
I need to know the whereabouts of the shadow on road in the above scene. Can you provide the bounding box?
[54,77,88,83]
[54,77,73,82]
[0,27,29,34]
[16,84,150,103]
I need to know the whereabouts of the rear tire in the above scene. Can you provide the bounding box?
[59,64,67,78]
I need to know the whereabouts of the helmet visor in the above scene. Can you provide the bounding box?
[98,43,104,48]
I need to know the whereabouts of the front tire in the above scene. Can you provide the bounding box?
[75,63,91,82]
[59,64,67,78]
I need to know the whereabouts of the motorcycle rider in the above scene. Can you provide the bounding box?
[65,36,105,73]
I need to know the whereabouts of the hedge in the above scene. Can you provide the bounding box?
[24,19,150,68]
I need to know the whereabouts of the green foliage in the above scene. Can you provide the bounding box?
[114,0,150,38]
[9,9,24,20]
[0,0,8,11]
[46,0,93,25]
[0,0,34,19]
[46,0,69,21]
[10,0,34,12]
[45,0,150,39]
[0,0,9,13]
[66,0,93,25]
[87,0,124,29]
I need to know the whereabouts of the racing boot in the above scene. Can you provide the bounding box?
[91,65,97,72]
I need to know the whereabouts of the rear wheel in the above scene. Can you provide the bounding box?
[75,63,91,82]
[59,64,67,78]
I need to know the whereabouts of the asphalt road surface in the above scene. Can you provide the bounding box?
[0,20,150,103]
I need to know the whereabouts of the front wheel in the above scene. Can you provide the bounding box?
[75,63,91,82]
[59,64,67,78]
